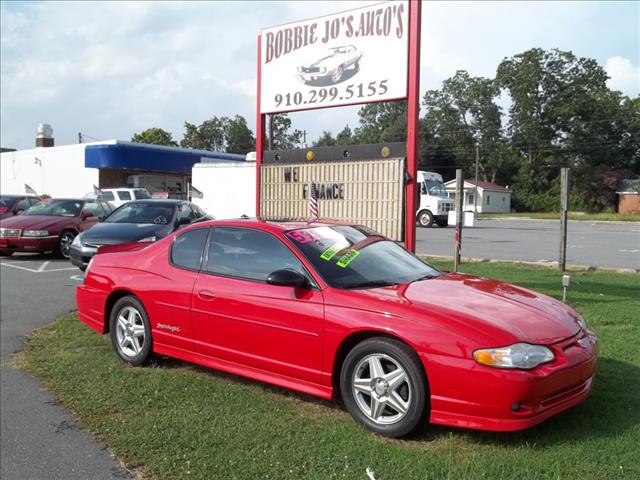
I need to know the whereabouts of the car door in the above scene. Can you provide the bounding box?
[191,226,325,384]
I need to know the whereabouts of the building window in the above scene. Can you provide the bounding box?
[502,196,506,202]
[487,195,490,205]
[468,194,475,205]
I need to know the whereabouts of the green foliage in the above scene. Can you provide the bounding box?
[18,263,640,480]
[180,116,255,154]
[270,113,303,150]
[131,127,178,147]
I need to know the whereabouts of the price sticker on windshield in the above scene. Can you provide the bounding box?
[336,249,360,268]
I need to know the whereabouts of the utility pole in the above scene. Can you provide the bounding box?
[474,145,479,214]
[559,168,570,271]
[454,169,464,272]
[78,132,82,144]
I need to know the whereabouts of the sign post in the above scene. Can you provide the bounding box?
[256,0,420,250]
[454,169,464,272]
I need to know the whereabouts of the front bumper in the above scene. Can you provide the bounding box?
[297,72,330,83]
[69,243,97,269]
[0,236,59,253]
[423,330,598,431]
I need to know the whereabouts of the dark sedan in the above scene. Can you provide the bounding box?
[70,200,212,270]
[0,198,113,257]
[0,194,41,219]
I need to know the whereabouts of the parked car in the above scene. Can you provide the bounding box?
[0,194,41,219]
[297,45,362,85]
[77,220,598,437]
[100,188,152,208]
[0,198,113,257]
[70,199,212,270]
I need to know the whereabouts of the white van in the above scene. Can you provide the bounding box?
[101,188,152,208]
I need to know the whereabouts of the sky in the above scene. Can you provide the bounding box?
[1,0,638,150]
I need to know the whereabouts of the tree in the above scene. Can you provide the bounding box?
[336,126,355,145]
[180,118,226,151]
[314,131,336,147]
[353,101,407,143]
[131,128,178,146]
[270,113,303,150]
[224,115,255,154]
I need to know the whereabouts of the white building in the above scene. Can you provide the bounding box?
[443,179,511,213]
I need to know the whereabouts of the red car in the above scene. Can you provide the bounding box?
[77,220,598,437]
[0,198,113,258]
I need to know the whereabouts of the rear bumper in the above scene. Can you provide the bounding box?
[76,283,108,334]
[423,331,598,431]
[0,236,58,253]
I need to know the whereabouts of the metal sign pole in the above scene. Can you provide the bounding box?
[255,34,265,219]
[404,0,421,253]
[559,168,570,271]
[454,169,463,272]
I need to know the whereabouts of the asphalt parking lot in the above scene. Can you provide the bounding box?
[416,218,640,270]
[0,254,131,480]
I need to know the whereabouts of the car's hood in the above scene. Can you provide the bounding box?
[0,215,70,231]
[344,273,581,345]
[82,222,171,245]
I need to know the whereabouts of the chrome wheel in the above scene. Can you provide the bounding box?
[352,353,412,425]
[332,65,344,83]
[58,232,75,258]
[115,306,146,358]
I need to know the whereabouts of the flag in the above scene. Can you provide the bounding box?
[25,184,37,195]
[93,184,103,197]
[309,178,319,218]
[189,184,204,199]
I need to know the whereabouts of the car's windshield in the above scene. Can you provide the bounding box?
[285,225,442,289]
[104,202,176,225]
[23,200,82,217]
[425,180,447,197]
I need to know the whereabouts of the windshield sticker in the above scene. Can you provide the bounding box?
[336,249,360,268]
[320,244,341,261]
[285,230,315,244]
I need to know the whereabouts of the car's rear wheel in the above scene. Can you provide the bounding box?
[55,230,76,258]
[417,210,434,227]
[340,337,428,437]
[109,296,152,366]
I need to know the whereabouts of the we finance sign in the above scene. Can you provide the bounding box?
[260,1,409,114]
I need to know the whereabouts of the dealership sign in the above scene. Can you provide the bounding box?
[260,0,409,113]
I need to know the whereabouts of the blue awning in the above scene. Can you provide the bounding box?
[85,141,245,174]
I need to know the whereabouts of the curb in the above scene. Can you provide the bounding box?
[479,216,640,225]
[418,254,640,274]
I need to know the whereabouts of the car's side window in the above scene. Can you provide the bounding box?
[82,202,102,216]
[102,191,115,201]
[117,190,132,201]
[205,227,305,282]
[171,228,209,271]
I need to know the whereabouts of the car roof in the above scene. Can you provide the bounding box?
[182,218,359,234]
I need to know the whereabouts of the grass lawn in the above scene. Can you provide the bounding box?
[479,212,640,222]
[17,261,640,480]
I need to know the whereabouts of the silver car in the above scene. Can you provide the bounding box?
[297,45,363,85]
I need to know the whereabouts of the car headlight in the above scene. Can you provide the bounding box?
[138,235,156,242]
[72,233,84,246]
[473,343,554,369]
[23,230,49,237]
[576,314,587,331]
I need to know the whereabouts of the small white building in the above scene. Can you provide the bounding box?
[443,179,511,213]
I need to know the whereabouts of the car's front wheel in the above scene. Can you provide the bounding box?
[55,230,76,258]
[340,337,428,437]
[332,65,344,83]
[417,210,434,227]
[109,296,152,366]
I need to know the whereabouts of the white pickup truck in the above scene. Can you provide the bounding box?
[416,171,454,227]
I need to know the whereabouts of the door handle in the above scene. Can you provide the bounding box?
[197,289,216,301]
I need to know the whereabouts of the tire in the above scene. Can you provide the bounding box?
[0,250,13,256]
[436,219,448,228]
[417,210,434,228]
[354,61,360,73]
[340,337,428,438]
[55,230,76,259]
[109,296,152,366]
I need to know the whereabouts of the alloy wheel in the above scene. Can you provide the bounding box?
[352,353,412,425]
[115,306,146,358]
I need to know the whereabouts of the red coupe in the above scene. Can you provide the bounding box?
[77,220,598,437]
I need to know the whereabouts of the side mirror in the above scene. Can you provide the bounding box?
[266,269,308,288]
[81,211,95,220]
